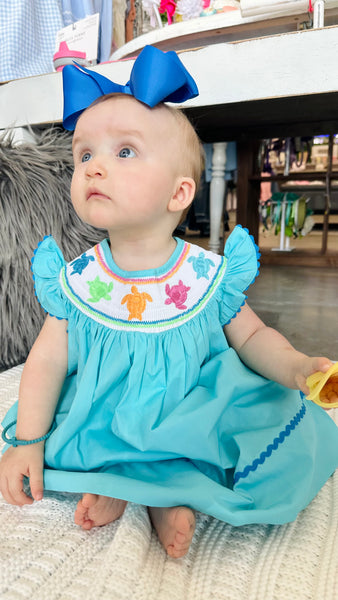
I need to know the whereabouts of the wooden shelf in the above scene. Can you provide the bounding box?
[260,249,338,267]
[250,172,338,183]
[2,26,338,142]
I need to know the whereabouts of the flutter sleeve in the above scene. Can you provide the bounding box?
[219,225,261,326]
[31,236,69,319]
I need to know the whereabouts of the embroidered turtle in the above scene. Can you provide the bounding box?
[188,252,215,280]
[121,285,153,321]
[87,276,114,303]
[70,252,95,275]
[165,280,190,310]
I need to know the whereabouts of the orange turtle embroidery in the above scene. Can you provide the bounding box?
[121,285,153,321]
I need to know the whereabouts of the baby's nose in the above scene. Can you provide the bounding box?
[86,155,107,177]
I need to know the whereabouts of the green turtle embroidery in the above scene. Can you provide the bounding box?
[87,276,114,303]
[188,252,215,279]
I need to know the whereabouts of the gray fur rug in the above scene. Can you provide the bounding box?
[0,128,106,369]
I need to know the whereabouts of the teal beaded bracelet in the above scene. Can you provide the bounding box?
[1,420,56,447]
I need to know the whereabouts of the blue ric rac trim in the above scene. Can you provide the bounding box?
[233,400,307,484]
[242,226,262,289]
[31,235,67,321]
[224,226,261,326]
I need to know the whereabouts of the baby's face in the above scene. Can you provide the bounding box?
[71,95,183,236]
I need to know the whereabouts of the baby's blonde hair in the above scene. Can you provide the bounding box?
[163,105,204,192]
[163,106,204,225]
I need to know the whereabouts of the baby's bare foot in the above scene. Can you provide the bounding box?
[149,506,195,558]
[74,493,127,530]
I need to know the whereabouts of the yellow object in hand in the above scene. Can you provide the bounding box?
[306,362,338,408]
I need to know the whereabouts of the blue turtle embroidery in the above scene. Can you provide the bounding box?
[70,252,95,275]
[188,252,215,279]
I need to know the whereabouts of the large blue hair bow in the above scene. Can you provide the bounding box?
[62,45,199,130]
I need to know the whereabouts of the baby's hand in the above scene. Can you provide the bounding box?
[295,356,333,396]
[0,442,44,506]
[305,360,338,408]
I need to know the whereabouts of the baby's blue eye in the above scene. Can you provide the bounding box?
[81,152,92,163]
[118,147,136,158]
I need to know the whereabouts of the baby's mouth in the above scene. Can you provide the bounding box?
[86,188,110,201]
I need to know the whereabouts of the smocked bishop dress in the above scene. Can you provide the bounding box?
[3,226,338,525]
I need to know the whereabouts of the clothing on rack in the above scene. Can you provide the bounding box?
[0,0,63,82]
[60,1,113,63]
[0,0,113,82]
[260,192,311,239]
[112,0,127,48]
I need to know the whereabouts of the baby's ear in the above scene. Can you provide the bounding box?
[168,177,196,213]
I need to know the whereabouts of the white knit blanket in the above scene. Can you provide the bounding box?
[0,365,337,600]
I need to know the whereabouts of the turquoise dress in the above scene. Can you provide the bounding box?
[2,226,338,525]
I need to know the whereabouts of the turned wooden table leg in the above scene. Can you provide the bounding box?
[209,142,227,254]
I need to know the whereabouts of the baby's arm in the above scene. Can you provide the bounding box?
[0,315,68,505]
[224,302,332,393]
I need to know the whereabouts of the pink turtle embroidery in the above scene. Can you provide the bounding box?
[165,280,190,310]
